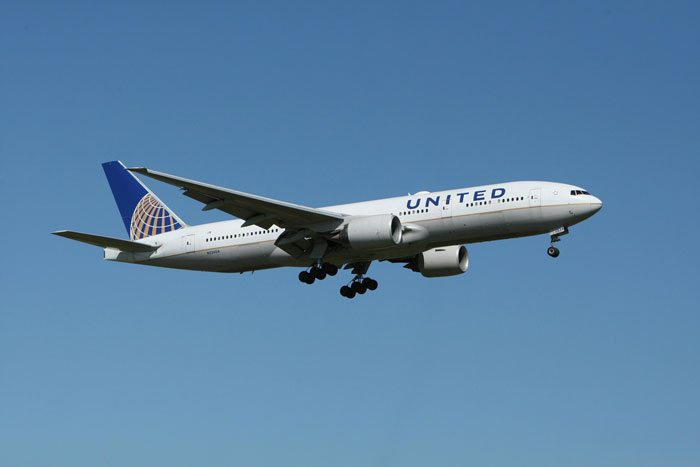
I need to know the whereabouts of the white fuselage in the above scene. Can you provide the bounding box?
[105,181,602,272]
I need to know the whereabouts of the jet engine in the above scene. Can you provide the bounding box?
[341,214,402,250]
[417,245,469,277]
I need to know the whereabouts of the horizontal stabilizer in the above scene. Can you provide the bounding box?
[52,230,159,252]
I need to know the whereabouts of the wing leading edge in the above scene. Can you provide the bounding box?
[127,167,345,230]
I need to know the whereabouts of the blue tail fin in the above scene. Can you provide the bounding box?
[102,161,186,240]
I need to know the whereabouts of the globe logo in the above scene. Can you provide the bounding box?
[130,193,181,240]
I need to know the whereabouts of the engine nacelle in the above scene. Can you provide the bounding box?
[341,214,402,250]
[418,245,469,277]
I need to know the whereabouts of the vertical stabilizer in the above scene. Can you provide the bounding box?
[102,161,186,240]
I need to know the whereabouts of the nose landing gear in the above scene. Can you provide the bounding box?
[547,226,568,258]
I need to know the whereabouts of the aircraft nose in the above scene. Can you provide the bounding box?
[590,196,603,214]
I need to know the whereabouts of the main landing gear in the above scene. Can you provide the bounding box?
[340,276,378,299]
[298,261,378,299]
[547,226,569,258]
[298,263,339,284]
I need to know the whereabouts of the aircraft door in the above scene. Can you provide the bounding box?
[182,234,195,253]
[529,188,541,207]
[441,203,452,218]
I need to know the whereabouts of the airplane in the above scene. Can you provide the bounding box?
[53,161,603,298]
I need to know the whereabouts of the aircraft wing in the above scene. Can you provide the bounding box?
[127,167,345,230]
[52,230,159,252]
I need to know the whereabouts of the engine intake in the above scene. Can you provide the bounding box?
[418,245,469,277]
[341,214,402,250]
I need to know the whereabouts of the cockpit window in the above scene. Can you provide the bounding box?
[571,190,592,196]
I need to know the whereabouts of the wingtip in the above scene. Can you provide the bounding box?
[51,230,73,238]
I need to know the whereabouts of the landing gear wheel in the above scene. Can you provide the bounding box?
[351,281,367,294]
[362,278,378,291]
[310,266,326,280]
[299,271,315,284]
[340,285,355,298]
[322,263,338,276]
[547,246,560,258]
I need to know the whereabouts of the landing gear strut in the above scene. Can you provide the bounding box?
[547,226,568,258]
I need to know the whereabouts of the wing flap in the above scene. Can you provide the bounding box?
[52,230,159,252]
[127,167,345,229]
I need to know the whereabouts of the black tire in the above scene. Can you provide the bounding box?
[310,266,326,280]
[362,278,378,291]
[547,246,560,258]
[322,263,338,276]
[352,281,367,294]
[340,285,352,298]
[300,271,315,284]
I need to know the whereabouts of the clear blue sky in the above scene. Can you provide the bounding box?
[2,1,699,465]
